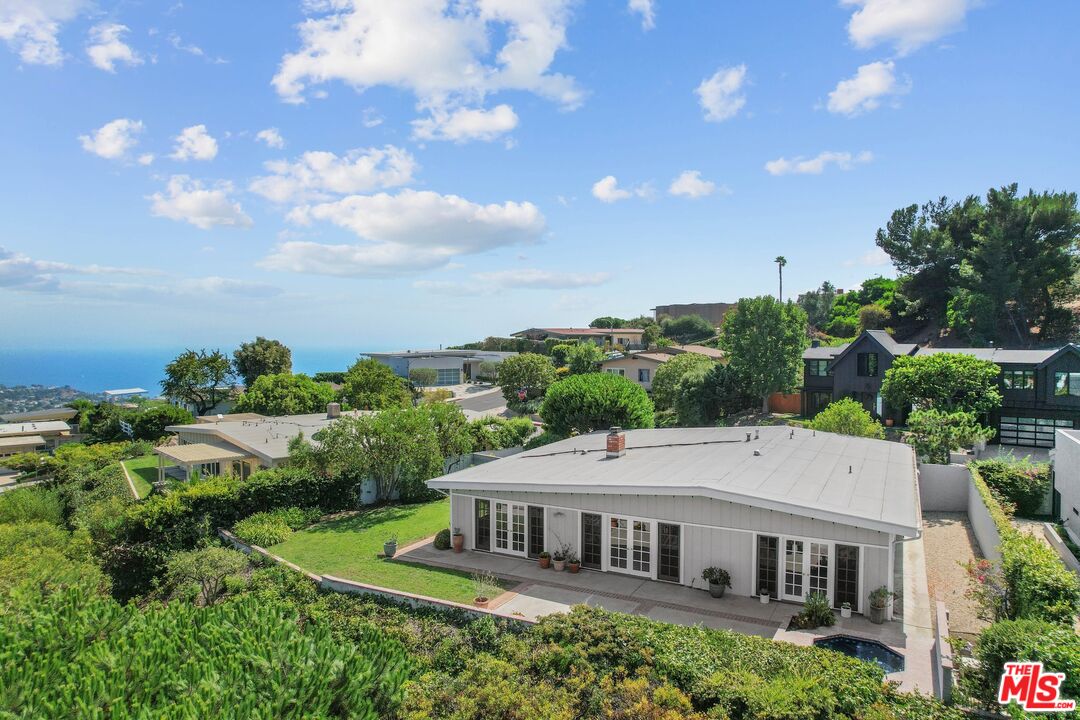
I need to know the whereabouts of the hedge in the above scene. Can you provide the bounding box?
[971,457,1051,517]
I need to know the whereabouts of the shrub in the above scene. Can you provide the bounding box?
[972,457,1051,517]
[523,430,563,450]
[233,507,320,548]
[0,587,410,719]
[881,352,1003,415]
[234,372,336,416]
[809,398,885,439]
[433,528,451,550]
[0,521,105,595]
[539,373,654,436]
[0,486,62,525]
[789,592,836,629]
[651,353,715,411]
[497,353,557,407]
[905,409,993,464]
[959,619,1080,710]
[999,530,1080,624]
[163,546,250,606]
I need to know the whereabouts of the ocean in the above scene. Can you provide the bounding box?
[0,348,377,394]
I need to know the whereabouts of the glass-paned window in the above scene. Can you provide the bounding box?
[657,523,680,583]
[511,505,526,553]
[609,517,628,569]
[638,368,650,383]
[757,536,778,599]
[527,506,544,558]
[806,359,831,376]
[605,368,626,376]
[632,520,651,573]
[1003,369,1035,390]
[581,513,602,569]
[435,368,461,385]
[1055,372,1080,397]
[784,539,804,597]
[809,542,829,596]
[856,353,879,377]
[808,391,832,416]
[495,503,509,550]
[834,545,859,611]
[474,499,490,551]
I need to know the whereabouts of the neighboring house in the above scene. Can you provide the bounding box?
[600,345,727,392]
[429,426,919,615]
[512,327,645,350]
[104,388,148,403]
[157,403,363,482]
[0,407,81,435]
[651,302,733,327]
[169,385,242,417]
[801,330,1080,448]
[1052,429,1080,540]
[0,420,73,457]
[366,350,516,386]
[599,352,670,390]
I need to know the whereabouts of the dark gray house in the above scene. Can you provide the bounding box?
[801,331,1080,448]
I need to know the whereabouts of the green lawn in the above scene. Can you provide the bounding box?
[270,499,507,604]
[121,455,167,499]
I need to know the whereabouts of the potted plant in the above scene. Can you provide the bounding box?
[552,545,567,572]
[383,533,398,558]
[452,527,465,553]
[868,586,894,624]
[840,601,852,619]
[538,551,551,569]
[701,567,731,598]
[884,418,894,427]
[759,587,771,604]
[566,551,580,574]
[472,570,499,609]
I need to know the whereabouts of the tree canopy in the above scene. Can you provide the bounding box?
[906,409,993,465]
[651,352,716,410]
[497,353,557,406]
[720,297,809,412]
[539,373,654,436]
[589,316,628,328]
[408,367,439,387]
[809,398,885,439]
[796,281,838,330]
[565,342,605,375]
[160,349,235,416]
[660,314,715,343]
[232,337,292,388]
[234,373,335,416]
[881,353,1003,415]
[340,359,411,411]
[672,363,753,427]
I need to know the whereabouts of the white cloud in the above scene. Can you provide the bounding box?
[168,32,203,57]
[78,118,144,160]
[668,170,721,199]
[272,0,584,138]
[628,0,655,30]
[249,145,416,204]
[827,60,908,115]
[0,245,279,301]
[137,153,154,166]
[844,247,891,267]
[842,0,975,55]
[412,104,518,143]
[362,107,383,128]
[414,268,610,295]
[148,175,253,230]
[764,150,873,176]
[86,22,141,72]
[262,188,545,277]
[0,0,87,66]
[695,64,747,122]
[170,124,218,161]
[255,127,285,148]
[592,175,651,203]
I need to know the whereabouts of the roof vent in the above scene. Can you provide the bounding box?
[606,427,626,459]
[754,429,759,440]
[745,432,751,442]
[789,429,794,439]
[753,449,762,456]
[849,465,853,474]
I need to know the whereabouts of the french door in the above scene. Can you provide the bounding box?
[494,501,526,555]
[527,506,544,558]
[783,539,805,600]
[781,537,831,603]
[474,498,490,551]
[609,516,651,577]
[581,513,602,569]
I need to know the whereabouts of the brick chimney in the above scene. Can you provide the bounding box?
[326,402,341,419]
[606,427,626,458]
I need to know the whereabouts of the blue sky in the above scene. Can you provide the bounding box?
[1,0,1078,351]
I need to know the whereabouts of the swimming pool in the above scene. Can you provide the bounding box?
[813,635,905,673]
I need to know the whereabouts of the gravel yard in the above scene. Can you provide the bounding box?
[921,511,991,641]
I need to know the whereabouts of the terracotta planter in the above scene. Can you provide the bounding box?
[885,418,894,427]
[567,562,580,574]
[452,534,464,553]
[553,559,566,572]
[708,582,726,599]
[474,597,490,609]
[539,556,551,569]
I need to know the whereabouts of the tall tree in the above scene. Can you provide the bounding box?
[232,337,292,388]
[881,353,1002,415]
[720,296,809,413]
[161,349,235,416]
[775,256,787,302]
[234,373,335,416]
[589,316,628,328]
[539,373,654,436]
[796,281,838,330]
[565,342,605,375]
[496,353,557,407]
[651,352,716,410]
[340,359,411,410]
[659,314,715,343]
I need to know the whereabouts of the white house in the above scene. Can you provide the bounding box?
[428,425,920,615]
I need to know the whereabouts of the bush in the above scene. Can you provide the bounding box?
[467,417,535,450]
[651,353,716,411]
[497,353,557,406]
[810,398,885,439]
[960,619,1080,710]
[0,486,62,525]
[789,592,836,629]
[130,403,195,440]
[972,457,1051,517]
[1000,530,1080,624]
[433,528,451,550]
[233,507,321,548]
[234,372,336,416]
[523,430,563,450]
[539,373,654,436]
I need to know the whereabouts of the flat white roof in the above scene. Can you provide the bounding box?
[430,425,920,536]
[155,443,249,464]
[104,388,147,396]
[0,435,46,449]
[0,421,71,438]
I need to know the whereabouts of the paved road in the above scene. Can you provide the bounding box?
[453,390,508,413]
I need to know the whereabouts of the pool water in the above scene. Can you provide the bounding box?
[813,635,905,673]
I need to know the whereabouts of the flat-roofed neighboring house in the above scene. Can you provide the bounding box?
[366,350,516,386]
[0,407,78,424]
[0,420,72,456]
[512,328,645,350]
[429,425,919,616]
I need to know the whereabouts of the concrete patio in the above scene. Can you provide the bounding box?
[396,539,932,693]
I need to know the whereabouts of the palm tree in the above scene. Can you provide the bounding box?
[775,256,787,302]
